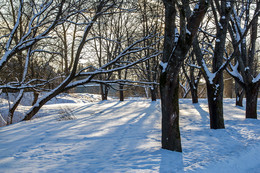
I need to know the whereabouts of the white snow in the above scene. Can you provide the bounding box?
[226,2,231,8]
[227,62,244,83]
[186,29,191,35]
[160,61,168,73]
[202,59,215,84]
[195,3,200,9]
[218,22,223,30]
[0,96,260,172]
[244,66,250,71]
[252,73,260,83]
[175,28,179,42]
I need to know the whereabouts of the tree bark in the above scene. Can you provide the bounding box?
[150,86,157,101]
[8,90,24,125]
[160,0,208,152]
[245,84,258,119]
[160,75,182,151]
[235,82,244,107]
[119,84,124,101]
[191,86,198,103]
[206,83,225,129]
[32,91,39,106]
[100,84,108,101]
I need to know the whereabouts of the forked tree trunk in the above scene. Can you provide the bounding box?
[160,75,182,152]
[160,0,208,152]
[245,84,258,119]
[206,83,225,129]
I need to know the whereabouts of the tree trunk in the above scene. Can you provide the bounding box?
[150,86,157,101]
[245,84,258,119]
[191,86,198,103]
[160,74,182,152]
[8,90,24,125]
[119,84,124,101]
[32,91,39,106]
[235,82,244,107]
[100,84,108,101]
[206,83,225,129]
[160,0,208,152]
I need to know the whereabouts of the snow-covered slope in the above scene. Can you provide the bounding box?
[0,98,259,172]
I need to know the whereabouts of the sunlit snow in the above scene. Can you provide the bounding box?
[0,95,259,172]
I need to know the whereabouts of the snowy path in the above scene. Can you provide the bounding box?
[0,99,259,172]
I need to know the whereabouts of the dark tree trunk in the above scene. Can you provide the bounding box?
[119,84,124,101]
[32,91,39,106]
[160,0,182,152]
[150,86,157,101]
[191,86,198,103]
[235,81,244,107]
[245,84,258,119]
[8,91,24,125]
[206,83,225,129]
[160,75,182,152]
[160,0,208,152]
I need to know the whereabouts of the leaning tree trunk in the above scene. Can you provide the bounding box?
[160,74,182,152]
[245,84,258,119]
[8,90,24,125]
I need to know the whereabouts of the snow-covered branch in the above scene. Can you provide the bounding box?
[0,0,66,71]
[226,61,244,84]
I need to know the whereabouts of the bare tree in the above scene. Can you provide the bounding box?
[181,51,202,103]
[22,0,161,121]
[0,0,68,71]
[227,0,260,118]
[136,0,163,101]
[193,1,234,129]
[0,0,73,124]
[160,0,209,152]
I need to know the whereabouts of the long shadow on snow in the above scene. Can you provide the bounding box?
[43,101,167,172]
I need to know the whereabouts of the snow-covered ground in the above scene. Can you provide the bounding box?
[0,95,259,172]
[0,92,101,125]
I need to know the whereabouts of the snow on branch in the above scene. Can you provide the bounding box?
[0,0,66,71]
[5,0,23,51]
[226,61,244,84]
[198,28,216,38]
[66,51,162,90]
[89,79,158,91]
[78,51,162,76]
[91,79,159,86]
[201,59,215,84]
[78,34,162,76]
[252,73,260,84]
